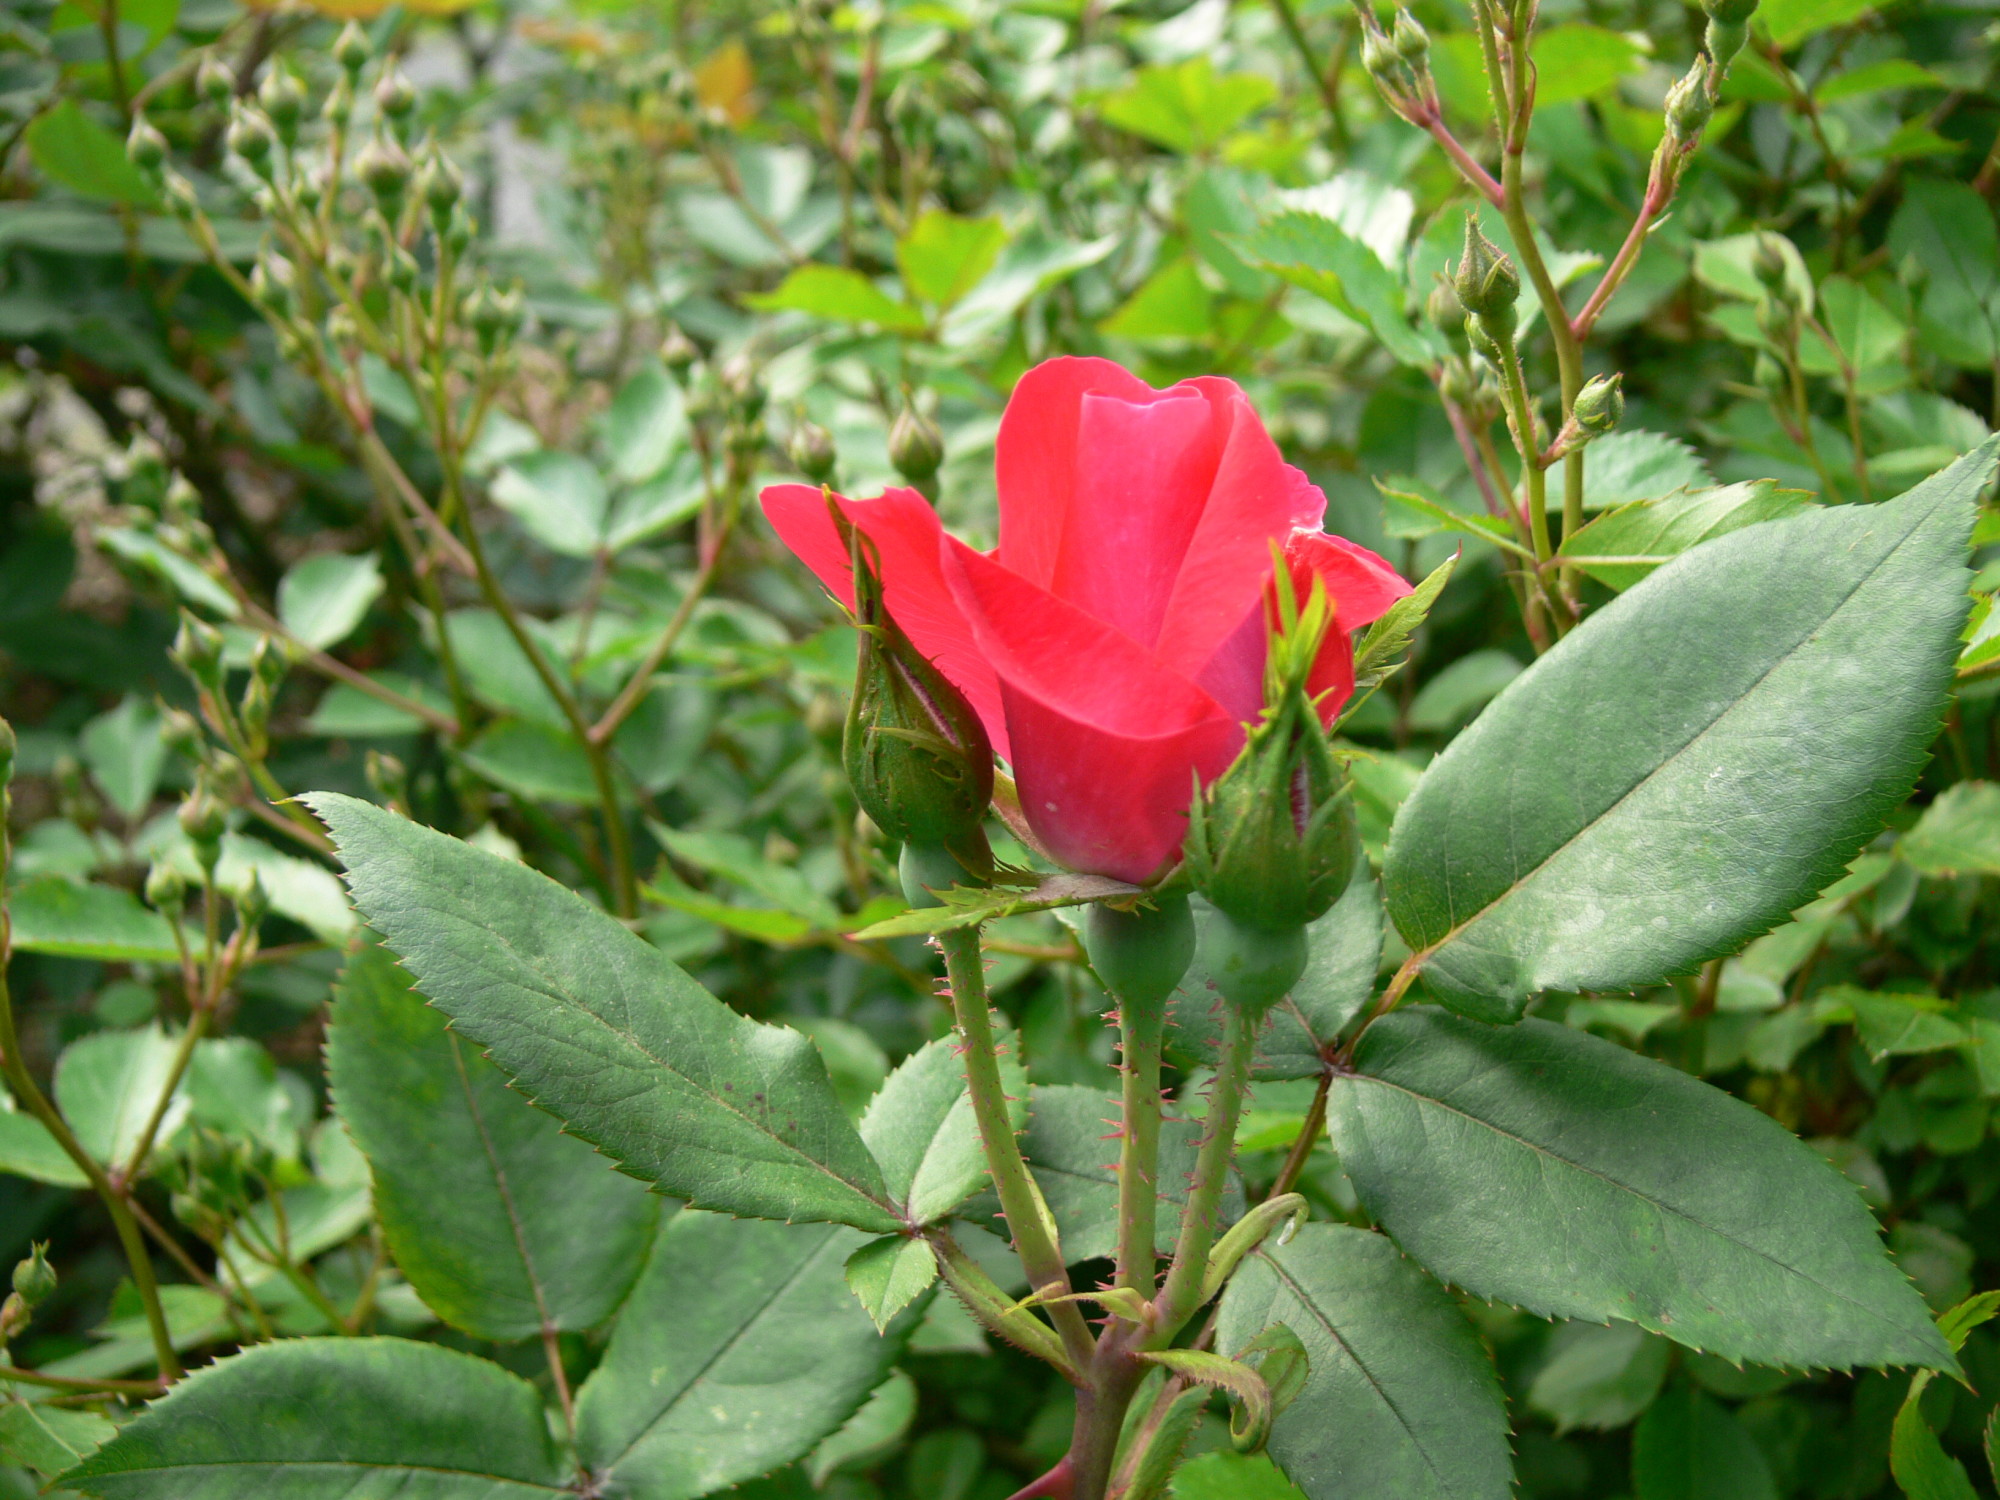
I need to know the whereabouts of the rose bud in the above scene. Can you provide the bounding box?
[1453,215,1520,348]
[835,502,995,897]
[1084,895,1196,1018]
[889,402,945,495]
[1573,372,1625,436]
[11,1243,55,1309]
[789,418,837,484]
[1665,56,1714,147]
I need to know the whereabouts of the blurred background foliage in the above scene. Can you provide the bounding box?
[3,0,2000,1495]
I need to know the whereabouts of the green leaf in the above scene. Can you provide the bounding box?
[1889,183,2000,372]
[606,451,706,550]
[574,1210,911,1500]
[744,265,925,332]
[1818,986,1969,1060]
[326,941,660,1341]
[491,451,611,557]
[1170,1451,1308,1500]
[80,697,167,822]
[1900,782,2000,875]
[940,232,1118,348]
[848,872,1140,940]
[56,1338,568,1498]
[1375,476,1527,555]
[1101,257,1214,341]
[277,551,384,651]
[1351,554,1455,699]
[1015,1084,1241,1262]
[1761,0,1875,48]
[599,362,686,484]
[0,1095,89,1185]
[1818,59,1944,102]
[26,101,157,208]
[1407,649,1523,734]
[54,1025,186,1171]
[0,1401,113,1478]
[1893,1390,1980,1500]
[1581,429,1715,511]
[1096,58,1275,155]
[1235,212,1434,367]
[1631,1385,1778,1500]
[185,1036,307,1163]
[896,210,1008,309]
[1530,25,1645,105]
[844,1234,937,1332]
[1526,1322,1671,1434]
[306,794,900,1233]
[1694,233,1815,312]
[1384,443,1992,1018]
[1330,1008,1953,1370]
[1216,1223,1513,1500]
[1166,870,1385,1080]
[807,1369,916,1486]
[1558,481,1816,590]
[1811,276,1907,374]
[861,1031,1025,1226]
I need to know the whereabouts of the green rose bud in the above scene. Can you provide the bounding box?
[1391,10,1429,63]
[1706,17,1750,72]
[1573,372,1624,435]
[0,714,14,788]
[1752,234,1795,300]
[661,324,701,375]
[127,115,168,172]
[1665,56,1714,143]
[1202,912,1308,1018]
[197,57,235,106]
[889,403,945,491]
[1360,29,1400,84]
[250,257,293,318]
[1425,278,1465,338]
[422,153,463,224]
[334,22,372,77]
[789,419,837,483]
[145,861,188,917]
[374,68,417,126]
[11,1244,55,1309]
[237,869,270,931]
[1453,216,1519,344]
[259,67,306,146]
[226,108,278,175]
[180,785,227,872]
[840,505,994,883]
[172,610,226,695]
[354,135,412,215]
[1703,0,1758,23]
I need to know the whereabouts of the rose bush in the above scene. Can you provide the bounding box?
[762,356,1409,882]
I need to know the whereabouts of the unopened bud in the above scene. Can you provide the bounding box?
[145,861,188,916]
[226,108,277,174]
[788,419,837,483]
[1361,29,1401,84]
[718,351,766,421]
[1453,216,1519,343]
[365,749,409,808]
[1392,10,1429,63]
[888,403,944,490]
[1665,56,1714,143]
[1703,0,1758,21]
[237,869,270,930]
[1573,372,1624,435]
[1439,355,1481,407]
[196,57,235,106]
[841,507,993,880]
[374,68,417,127]
[10,1244,55,1309]
[180,786,227,871]
[1752,351,1785,395]
[1084,896,1196,1019]
[323,76,354,127]
[334,22,372,78]
[259,68,307,146]
[386,244,420,294]
[250,257,293,318]
[354,135,412,215]
[1425,278,1464,337]
[1753,234,1794,300]
[0,715,13,788]
[172,610,226,694]
[421,153,462,224]
[127,115,168,172]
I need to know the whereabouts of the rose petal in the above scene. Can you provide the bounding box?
[993,356,1166,591]
[942,542,1242,882]
[1288,530,1413,631]
[1152,383,1330,683]
[760,483,1008,756]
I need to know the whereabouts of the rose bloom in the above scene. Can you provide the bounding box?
[763,357,1410,884]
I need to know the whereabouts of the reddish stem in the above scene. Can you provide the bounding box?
[1006,1457,1075,1500]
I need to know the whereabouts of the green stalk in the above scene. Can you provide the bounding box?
[1152,1005,1258,1341]
[935,926,1094,1368]
[1114,999,1165,1299]
[0,779,182,1381]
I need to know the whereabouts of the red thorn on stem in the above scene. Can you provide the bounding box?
[1006,1457,1075,1500]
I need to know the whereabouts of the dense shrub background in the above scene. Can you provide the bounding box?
[3,0,2000,1495]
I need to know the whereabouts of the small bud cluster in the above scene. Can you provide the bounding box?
[1453,216,1522,366]
[1356,8,1439,126]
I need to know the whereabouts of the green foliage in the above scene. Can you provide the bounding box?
[1331,1009,1950,1370]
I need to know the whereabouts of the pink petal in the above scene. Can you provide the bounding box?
[760,483,1008,758]
[1289,531,1414,631]
[1152,385,1330,683]
[993,356,1171,591]
[942,542,1242,882]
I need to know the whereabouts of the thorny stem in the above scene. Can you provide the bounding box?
[1113,992,1165,1299]
[935,926,1094,1369]
[1153,1005,1258,1341]
[0,773,182,1382]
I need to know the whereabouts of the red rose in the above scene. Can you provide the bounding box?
[762,357,1409,883]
